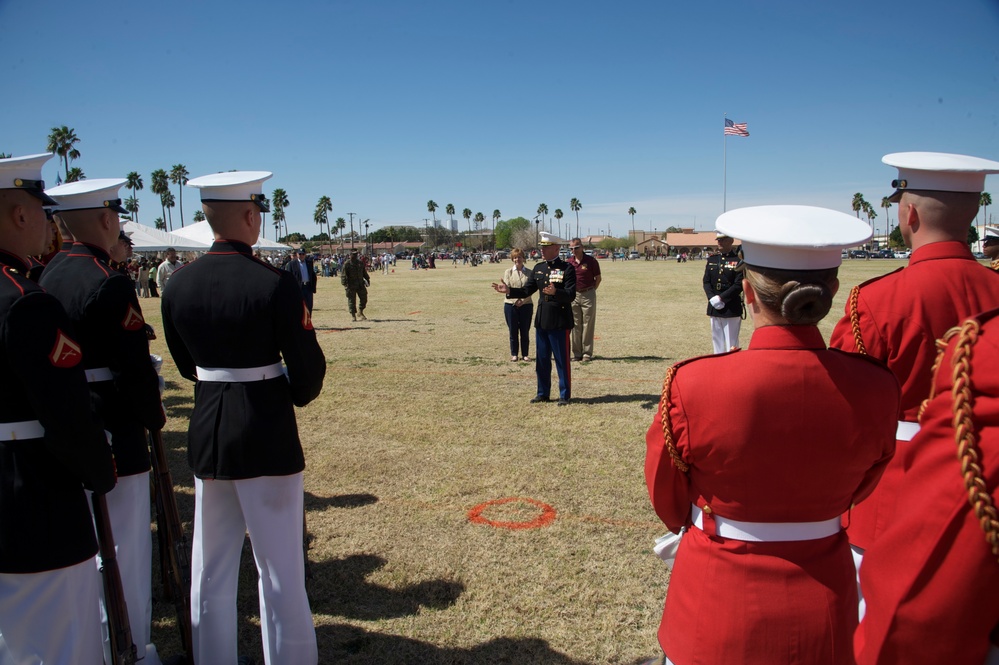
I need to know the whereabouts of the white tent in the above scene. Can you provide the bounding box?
[121,221,209,252]
[170,221,290,251]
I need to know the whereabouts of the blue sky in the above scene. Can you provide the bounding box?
[3,0,998,241]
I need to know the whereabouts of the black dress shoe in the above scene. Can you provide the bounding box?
[557,398,570,406]
[530,395,550,403]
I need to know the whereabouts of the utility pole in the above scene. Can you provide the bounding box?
[348,212,355,250]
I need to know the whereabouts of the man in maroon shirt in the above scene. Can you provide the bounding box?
[567,237,601,362]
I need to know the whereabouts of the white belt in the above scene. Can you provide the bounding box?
[896,420,920,441]
[692,505,841,542]
[85,367,113,383]
[0,420,44,441]
[196,362,284,382]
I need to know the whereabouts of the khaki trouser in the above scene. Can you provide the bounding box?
[571,288,597,359]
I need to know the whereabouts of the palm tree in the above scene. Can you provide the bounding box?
[271,188,290,239]
[0,153,10,159]
[66,167,85,183]
[154,217,166,231]
[427,200,439,225]
[46,126,81,180]
[126,172,144,223]
[570,198,582,238]
[151,169,169,228]
[474,212,485,250]
[125,197,139,219]
[628,207,637,250]
[981,192,993,243]
[193,210,205,223]
[334,217,346,247]
[880,197,892,240]
[537,203,548,233]
[315,196,332,254]
[161,191,176,231]
[851,192,866,218]
[463,208,472,234]
[169,164,189,227]
[554,209,564,239]
[492,210,501,250]
[446,203,456,232]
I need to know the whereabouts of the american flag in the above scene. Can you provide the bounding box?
[724,118,749,137]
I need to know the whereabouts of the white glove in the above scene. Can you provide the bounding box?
[709,295,725,310]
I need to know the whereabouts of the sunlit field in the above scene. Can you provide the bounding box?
[146,255,930,664]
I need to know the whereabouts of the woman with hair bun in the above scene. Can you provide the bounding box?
[644,206,900,665]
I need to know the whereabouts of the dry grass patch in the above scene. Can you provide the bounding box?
[146,256,918,664]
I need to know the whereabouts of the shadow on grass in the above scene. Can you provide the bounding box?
[308,553,464,620]
[571,393,660,409]
[306,491,378,510]
[586,355,669,363]
[317,623,592,664]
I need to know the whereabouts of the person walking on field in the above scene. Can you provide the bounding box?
[567,237,601,362]
[341,250,369,321]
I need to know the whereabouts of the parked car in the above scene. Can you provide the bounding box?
[628,251,640,259]
[894,251,911,259]
[849,250,868,259]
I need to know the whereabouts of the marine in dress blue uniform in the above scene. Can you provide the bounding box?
[0,153,116,665]
[40,177,166,664]
[702,233,743,353]
[493,232,576,405]
[163,171,325,665]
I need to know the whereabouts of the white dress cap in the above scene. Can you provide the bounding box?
[883,152,999,202]
[538,231,566,246]
[0,153,58,205]
[715,205,873,271]
[186,171,273,211]
[45,178,128,213]
[984,226,999,241]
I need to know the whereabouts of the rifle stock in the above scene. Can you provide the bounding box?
[149,429,194,665]
[92,492,137,665]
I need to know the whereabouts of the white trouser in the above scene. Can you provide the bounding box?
[0,558,104,665]
[851,544,866,622]
[710,316,741,354]
[96,471,157,664]
[192,473,317,665]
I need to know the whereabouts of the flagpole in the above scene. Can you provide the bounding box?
[723,112,728,213]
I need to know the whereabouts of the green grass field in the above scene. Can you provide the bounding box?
[147,256,923,664]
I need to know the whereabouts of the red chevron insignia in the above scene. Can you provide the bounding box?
[50,330,82,368]
[122,305,145,331]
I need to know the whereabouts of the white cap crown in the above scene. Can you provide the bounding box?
[883,152,999,201]
[46,178,128,213]
[0,153,57,204]
[716,205,873,270]
[186,171,273,210]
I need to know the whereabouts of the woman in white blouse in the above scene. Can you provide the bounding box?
[500,248,534,361]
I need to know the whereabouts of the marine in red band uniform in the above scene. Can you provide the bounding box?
[492,231,576,405]
[40,177,166,664]
[0,153,116,664]
[645,206,899,665]
[827,153,999,612]
[856,307,999,664]
[162,171,325,665]
[983,225,999,271]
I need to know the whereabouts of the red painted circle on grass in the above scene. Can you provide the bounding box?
[467,497,557,530]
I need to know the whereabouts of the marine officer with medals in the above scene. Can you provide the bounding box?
[41,177,166,664]
[0,153,117,664]
[702,231,743,353]
[492,232,576,405]
[162,171,325,665]
[828,152,999,616]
